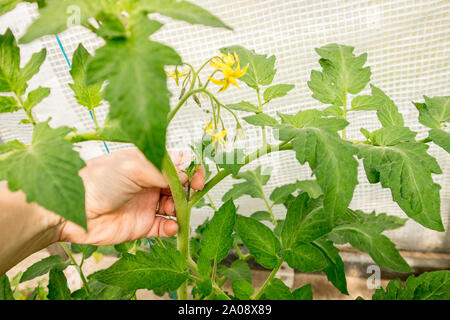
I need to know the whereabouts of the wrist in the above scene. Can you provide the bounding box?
[0,182,64,274]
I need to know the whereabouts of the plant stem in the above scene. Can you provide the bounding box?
[189,141,293,208]
[59,242,91,294]
[262,194,277,226]
[168,88,205,122]
[206,193,217,211]
[342,92,347,140]
[66,131,128,144]
[162,152,190,300]
[252,258,283,300]
[255,87,267,145]
[90,109,99,130]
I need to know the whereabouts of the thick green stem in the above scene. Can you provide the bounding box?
[262,194,277,226]
[162,152,190,300]
[252,258,283,300]
[342,92,348,140]
[59,243,90,294]
[66,131,129,144]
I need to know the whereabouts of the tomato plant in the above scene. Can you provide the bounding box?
[0,0,449,300]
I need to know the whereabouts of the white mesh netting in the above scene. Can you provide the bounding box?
[0,0,449,252]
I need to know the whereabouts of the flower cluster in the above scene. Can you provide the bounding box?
[209,52,248,92]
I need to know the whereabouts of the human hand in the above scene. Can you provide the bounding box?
[59,149,205,245]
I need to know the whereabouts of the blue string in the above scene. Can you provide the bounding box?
[55,35,176,300]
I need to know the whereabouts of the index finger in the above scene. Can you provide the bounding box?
[190,165,206,190]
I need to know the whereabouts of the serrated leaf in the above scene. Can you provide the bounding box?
[269,183,298,204]
[276,110,358,222]
[336,208,407,234]
[19,0,101,44]
[307,43,371,106]
[369,85,404,127]
[69,44,103,110]
[91,247,187,292]
[0,29,24,94]
[292,284,313,300]
[358,133,444,231]
[222,166,271,202]
[47,269,71,300]
[232,280,254,300]
[70,244,97,260]
[249,211,272,222]
[201,200,236,263]
[283,242,327,272]
[0,121,87,228]
[264,278,292,300]
[0,139,25,154]
[139,0,231,30]
[263,84,295,103]
[429,128,450,153]
[323,105,344,117]
[197,253,211,278]
[313,239,348,294]
[351,95,378,111]
[87,279,134,300]
[243,113,278,127]
[98,117,130,142]
[0,96,19,113]
[414,96,450,129]
[0,275,14,300]
[21,48,46,82]
[235,215,281,269]
[20,255,68,283]
[218,260,252,284]
[282,193,330,247]
[23,86,50,111]
[373,271,450,300]
[227,101,260,113]
[220,45,276,89]
[371,126,417,146]
[86,16,181,169]
[331,223,412,273]
[296,180,323,199]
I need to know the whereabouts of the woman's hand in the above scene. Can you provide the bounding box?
[59,149,205,245]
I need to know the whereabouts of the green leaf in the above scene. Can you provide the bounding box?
[429,128,450,153]
[227,101,260,113]
[373,271,450,300]
[86,16,181,169]
[357,132,444,231]
[307,43,371,106]
[19,0,101,44]
[313,239,348,295]
[0,29,24,94]
[323,105,344,117]
[276,110,358,222]
[235,215,281,269]
[371,126,417,146]
[263,84,295,103]
[87,280,134,300]
[139,0,231,30]
[47,269,71,300]
[98,117,130,142]
[0,96,19,113]
[292,284,313,300]
[369,85,404,127]
[264,278,292,300]
[243,113,278,127]
[269,183,298,204]
[21,48,46,82]
[218,260,252,284]
[282,193,330,247]
[222,166,271,202]
[23,86,50,111]
[0,0,21,15]
[212,149,245,176]
[0,275,14,300]
[283,242,327,272]
[250,211,273,222]
[413,96,450,129]
[0,139,25,155]
[69,44,103,110]
[70,244,98,260]
[351,95,378,111]
[20,255,68,283]
[0,121,87,228]
[331,223,412,273]
[232,280,254,300]
[201,200,236,263]
[296,180,323,199]
[220,45,276,89]
[91,247,187,292]
[335,208,407,234]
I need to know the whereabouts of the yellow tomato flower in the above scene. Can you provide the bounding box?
[209,52,248,92]
[205,120,227,148]
[167,69,188,86]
